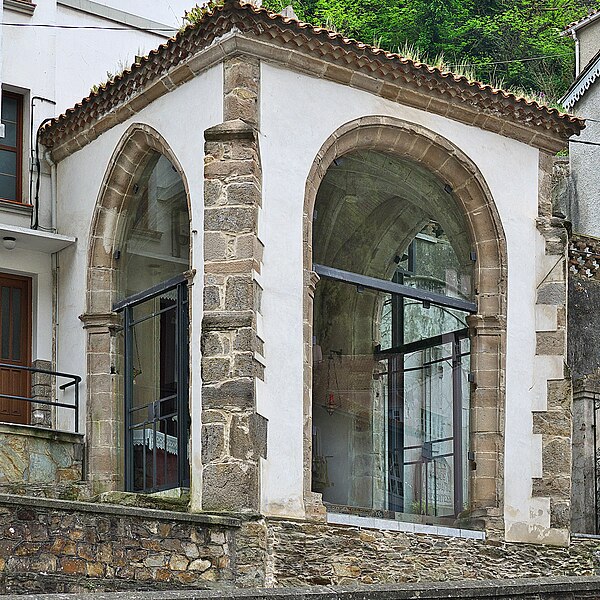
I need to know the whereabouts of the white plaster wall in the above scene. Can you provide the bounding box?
[55,64,222,497]
[258,62,542,541]
[55,6,171,111]
[99,0,194,27]
[569,90,600,238]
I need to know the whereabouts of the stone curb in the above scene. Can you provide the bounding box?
[3,576,600,600]
[0,494,241,528]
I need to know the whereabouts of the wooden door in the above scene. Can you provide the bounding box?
[0,273,31,424]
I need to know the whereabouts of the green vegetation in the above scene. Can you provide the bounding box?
[261,0,600,102]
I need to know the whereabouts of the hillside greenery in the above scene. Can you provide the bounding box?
[258,0,600,103]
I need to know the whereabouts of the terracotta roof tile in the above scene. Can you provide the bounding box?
[564,8,600,32]
[40,0,584,152]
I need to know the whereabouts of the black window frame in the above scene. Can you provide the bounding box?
[114,274,190,493]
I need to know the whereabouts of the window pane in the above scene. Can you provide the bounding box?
[0,174,17,201]
[313,150,473,301]
[312,277,470,520]
[0,150,17,177]
[2,122,16,148]
[1,96,18,123]
[11,288,21,361]
[1,287,10,360]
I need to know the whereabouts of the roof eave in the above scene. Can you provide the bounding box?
[40,0,584,159]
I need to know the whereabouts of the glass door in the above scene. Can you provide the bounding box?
[118,277,189,492]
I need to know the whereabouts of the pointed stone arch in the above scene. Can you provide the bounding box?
[303,116,508,533]
[80,123,190,493]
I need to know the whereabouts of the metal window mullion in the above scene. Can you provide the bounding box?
[452,333,464,517]
[124,307,134,491]
[177,282,189,487]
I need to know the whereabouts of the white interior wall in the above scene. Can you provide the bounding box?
[258,62,541,541]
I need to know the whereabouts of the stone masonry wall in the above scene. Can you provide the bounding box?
[265,520,600,587]
[0,496,241,594]
[2,497,600,595]
[0,426,83,499]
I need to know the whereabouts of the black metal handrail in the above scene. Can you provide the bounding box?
[0,363,81,433]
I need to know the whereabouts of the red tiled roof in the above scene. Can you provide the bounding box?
[40,0,584,152]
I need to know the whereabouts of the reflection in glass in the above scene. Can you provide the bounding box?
[312,149,473,524]
[117,151,190,493]
[120,154,189,300]
[128,289,185,492]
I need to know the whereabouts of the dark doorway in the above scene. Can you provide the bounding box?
[0,273,31,425]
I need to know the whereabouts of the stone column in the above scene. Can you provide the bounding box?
[80,312,122,493]
[570,379,599,534]
[466,313,505,535]
[200,54,266,513]
[31,359,53,428]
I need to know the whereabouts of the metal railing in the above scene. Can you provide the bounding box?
[0,363,81,433]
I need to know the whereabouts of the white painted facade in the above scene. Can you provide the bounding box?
[0,0,195,385]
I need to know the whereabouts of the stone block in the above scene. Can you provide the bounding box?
[225,181,260,206]
[537,282,566,305]
[233,327,254,352]
[224,94,258,126]
[542,437,572,475]
[536,331,566,356]
[225,276,254,311]
[201,357,231,384]
[201,423,225,464]
[201,331,225,357]
[533,411,571,437]
[204,179,224,206]
[204,207,257,234]
[202,379,255,411]
[202,462,259,512]
[229,412,268,461]
[203,286,222,311]
[224,56,259,96]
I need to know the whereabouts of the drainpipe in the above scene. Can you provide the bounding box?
[44,150,57,233]
[572,31,580,77]
[45,149,59,422]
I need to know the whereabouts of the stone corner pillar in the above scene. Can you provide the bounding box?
[201,53,266,514]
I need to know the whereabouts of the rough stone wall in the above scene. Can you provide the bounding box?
[0,426,83,498]
[529,152,572,544]
[0,496,240,594]
[567,234,600,533]
[201,54,267,513]
[265,520,600,587]
[3,497,600,595]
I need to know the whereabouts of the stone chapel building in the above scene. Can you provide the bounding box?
[2,0,600,592]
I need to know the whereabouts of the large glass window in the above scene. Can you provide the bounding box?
[114,152,190,493]
[312,150,475,524]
